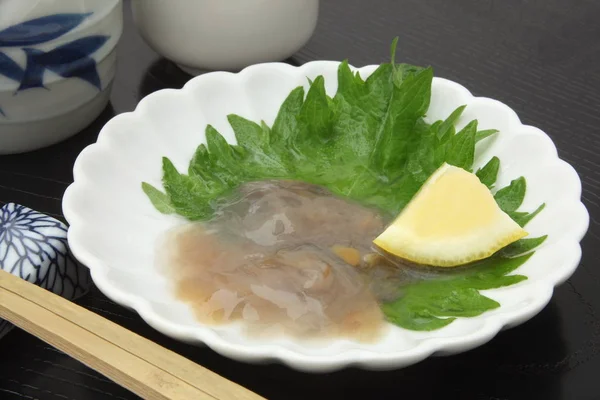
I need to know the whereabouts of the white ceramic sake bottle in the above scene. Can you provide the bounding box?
[131,0,320,74]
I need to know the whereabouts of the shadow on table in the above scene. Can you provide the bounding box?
[137,57,303,100]
[0,104,116,219]
[123,300,567,400]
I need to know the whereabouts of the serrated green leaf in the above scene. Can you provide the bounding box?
[509,203,546,227]
[204,125,245,187]
[188,144,209,177]
[436,105,466,140]
[228,114,267,150]
[476,156,500,188]
[271,86,304,147]
[228,115,287,174]
[382,254,531,330]
[162,157,213,220]
[382,303,456,331]
[373,66,433,172]
[205,125,234,161]
[390,36,400,83]
[333,61,394,160]
[260,120,270,133]
[476,129,499,143]
[495,177,526,212]
[446,120,477,169]
[297,75,331,140]
[499,235,548,258]
[455,253,531,289]
[141,182,175,214]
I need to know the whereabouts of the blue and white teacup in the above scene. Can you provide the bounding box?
[0,0,123,154]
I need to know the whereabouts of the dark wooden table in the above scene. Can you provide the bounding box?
[1,1,600,399]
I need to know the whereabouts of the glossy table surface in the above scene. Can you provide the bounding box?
[1,1,600,399]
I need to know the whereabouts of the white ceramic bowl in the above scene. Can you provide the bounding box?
[131,0,319,74]
[62,61,589,372]
[0,0,123,154]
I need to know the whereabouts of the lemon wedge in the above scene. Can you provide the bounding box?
[373,163,528,267]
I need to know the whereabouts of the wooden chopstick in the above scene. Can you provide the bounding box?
[0,269,265,400]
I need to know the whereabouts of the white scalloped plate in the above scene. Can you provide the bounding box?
[62,61,589,372]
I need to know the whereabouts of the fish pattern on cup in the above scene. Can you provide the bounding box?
[0,203,91,339]
[0,13,110,117]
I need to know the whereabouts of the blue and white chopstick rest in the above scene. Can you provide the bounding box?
[0,203,91,339]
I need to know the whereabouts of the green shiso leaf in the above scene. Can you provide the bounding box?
[382,254,532,331]
[476,129,499,143]
[509,203,546,228]
[141,182,175,215]
[494,176,527,213]
[499,235,548,258]
[476,156,500,189]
